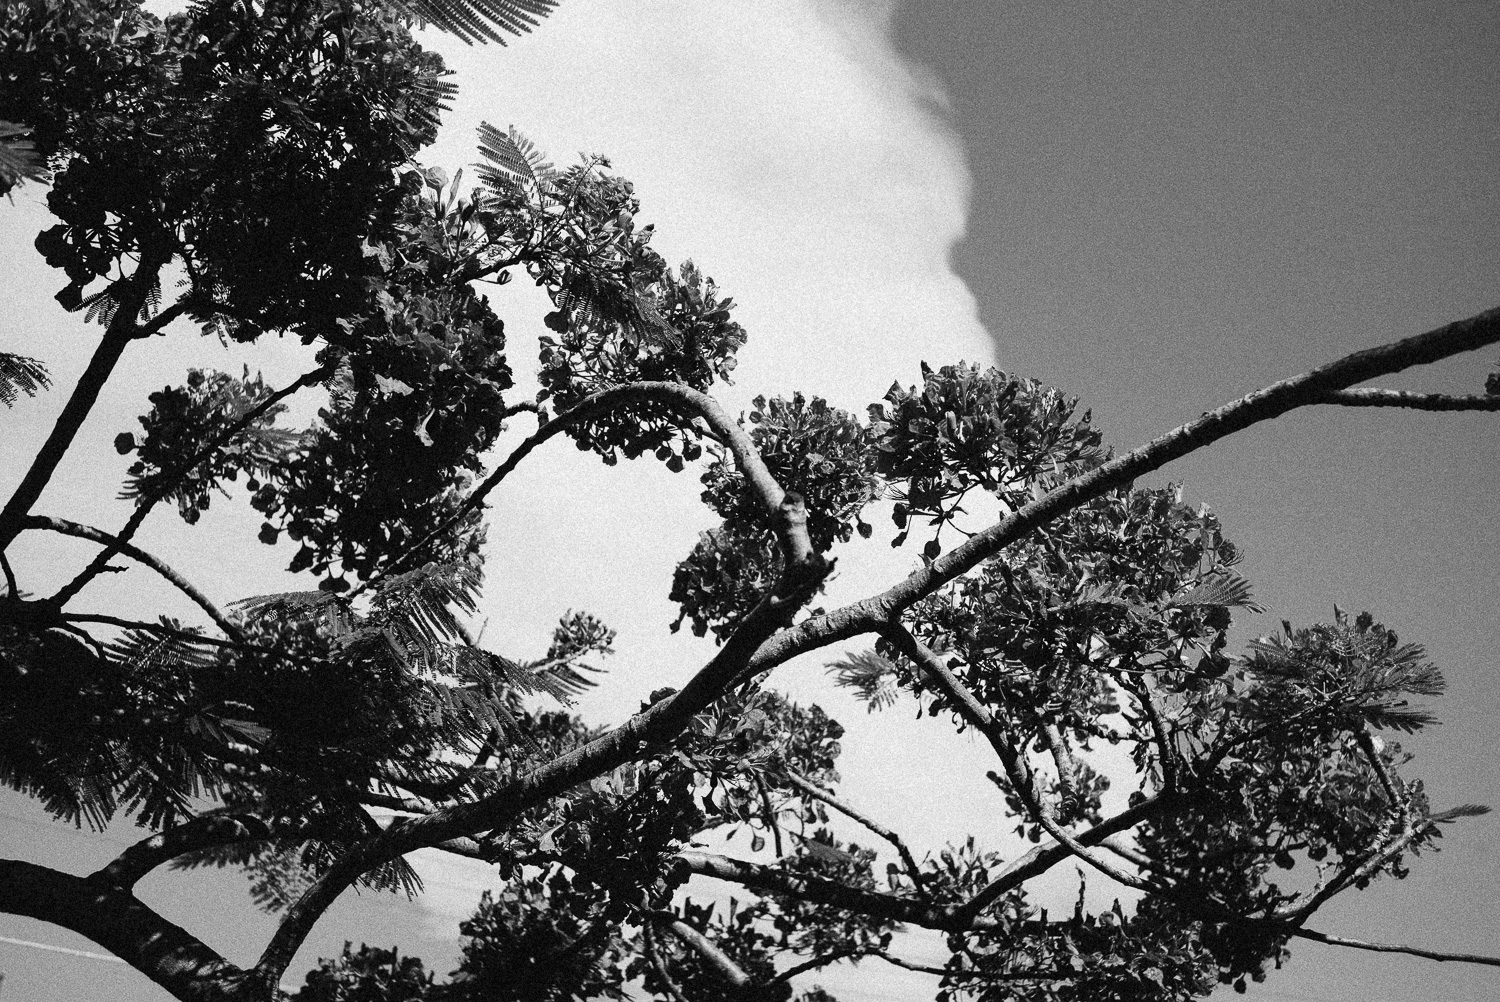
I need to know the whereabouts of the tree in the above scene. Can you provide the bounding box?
[3,2,1500,1000]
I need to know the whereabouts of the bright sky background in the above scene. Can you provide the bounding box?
[2,1,1498,1000]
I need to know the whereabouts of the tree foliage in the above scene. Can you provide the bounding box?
[2,3,1499,1002]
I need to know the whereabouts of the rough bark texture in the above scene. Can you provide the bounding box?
[0,859,252,1001]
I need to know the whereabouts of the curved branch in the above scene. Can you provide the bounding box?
[52,363,332,607]
[354,380,808,601]
[1293,927,1500,968]
[0,858,257,1002]
[1311,388,1500,410]
[22,516,242,640]
[781,769,929,898]
[92,814,277,890]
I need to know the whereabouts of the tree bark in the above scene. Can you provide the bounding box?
[0,858,256,1002]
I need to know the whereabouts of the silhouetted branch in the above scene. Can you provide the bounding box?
[1294,928,1500,968]
[52,363,332,606]
[22,516,242,639]
[1312,388,1500,410]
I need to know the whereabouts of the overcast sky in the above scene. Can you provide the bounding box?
[2,2,1498,1000]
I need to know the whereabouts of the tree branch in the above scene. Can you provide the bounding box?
[21,515,242,639]
[780,769,929,898]
[239,309,1500,985]
[673,851,993,932]
[742,305,1500,681]
[253,536,832,986]
[885,628,1157,894]
[0,858,258,1002]
[952,794,1172,926]
[1293,927,1500,968]
[654,911,753,989]
[643,922,692,1002]
[0,260,172,552]
[51,363,332,606]
[1122,675,1178,793]
[58,613,300,661]
[92,814,278,890]
[1311,388,1500,410]
[353,379,813,601]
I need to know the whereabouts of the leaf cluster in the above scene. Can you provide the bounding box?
[873,363,1105,555]
[118,366,299,523]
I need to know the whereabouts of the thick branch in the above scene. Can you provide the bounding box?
[654,912,753,988]
[742,306,1500,679]
[21,515,242,639]
[92,814,277,890]
[0,858,257,1001]
[643,922,692,1002]
[1293,927,1500,968]
[0,264,172,552]
[254,542,830,984]
[1311,388,1500,410]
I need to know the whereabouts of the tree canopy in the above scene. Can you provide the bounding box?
[2,2,1500,1001]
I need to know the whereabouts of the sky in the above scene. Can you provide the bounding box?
[2,1,1498,1000]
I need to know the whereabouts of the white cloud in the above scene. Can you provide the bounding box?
[405,3,1003,971]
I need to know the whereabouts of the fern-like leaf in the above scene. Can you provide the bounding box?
[1171,572,1264,613]
[828,649,901,712]
[235,590,355,639]
[1428,803,1491,823]
[0,352,51,407]
[475,122,557,200]
[400,0,559,45]
[451,645,578,704]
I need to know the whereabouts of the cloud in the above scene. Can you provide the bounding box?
[404,0,1000,948]
[427,0,990,408]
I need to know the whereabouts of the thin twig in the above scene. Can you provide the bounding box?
[59,613,305,663]
[1122,675,1178,793]
[351,380,805,602]
[52,363,331,606]
[643,922,691,1002]
[886,628,1158,894]
[1293,927,1500,968]
[781,769,929,898]
[25,515,243,640]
